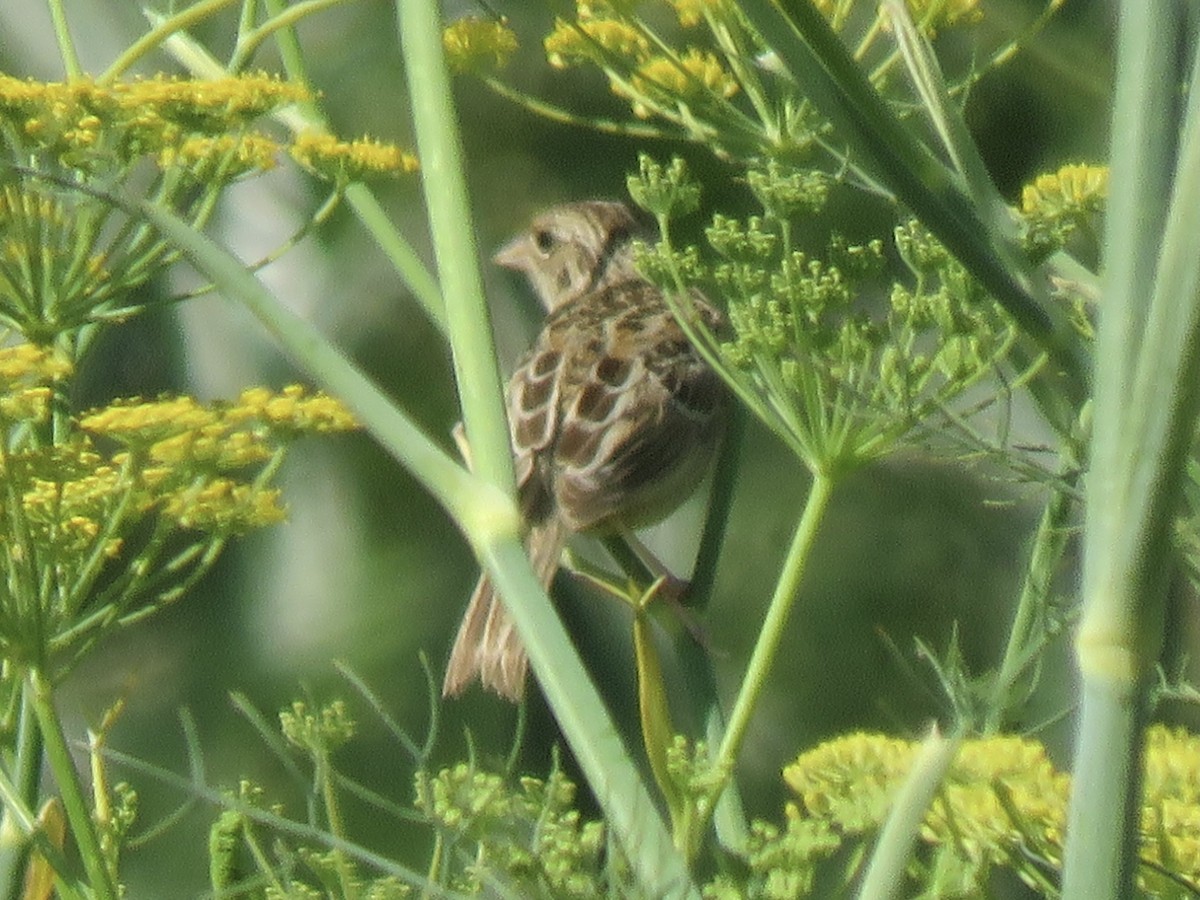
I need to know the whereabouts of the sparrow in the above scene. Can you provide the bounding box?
[442,200,726,701]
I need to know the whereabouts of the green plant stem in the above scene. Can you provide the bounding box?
[99,0,241,83]
[28,668,118,900]
[0,687,43,900]
[985,473,1075,734]
[688,403,744,612]
[318,754,357,900]
[711,473,833,811]
[343,183,447,335]
[155,2,447,335]
[858,726,961,900]
[229,0,350,71]
[394,2,695,895]
[45,0,81,78]
[258,0,447,333]
[395,0,512,496]
[1064,3,1200,896]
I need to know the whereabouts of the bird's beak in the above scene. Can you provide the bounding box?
[492,234,530,271]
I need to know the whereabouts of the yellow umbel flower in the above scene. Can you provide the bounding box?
[544,17,650,68]
[0,72,418,341]
[772,725,1200,892]
[80,396,217,445]
[628,48,739,111]
[666,0,728,27]
[158,133,281,177]
[82,386,356,467]
[0,72,307,163]
[163,479,284,531]
[1020,163,1108,218]
[0,343,71,383]
[290,132,419,183]
[228,385,358,432]
[442,17,520,75]
[0,344,70,422]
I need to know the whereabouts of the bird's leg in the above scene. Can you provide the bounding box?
[602,532,711,651]
[608,531,690,602]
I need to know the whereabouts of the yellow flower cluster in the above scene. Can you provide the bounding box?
[1142,726,1200,880]
[666,0,727,28]
[442,17,520,75]
[232,385,358,432]
[541,8,739,119]
[0,73,304,167]
[811,0,981,30]
[778,725,1200,889]
[0,342,357,671]
[19,454,127,557]
[0,343,72,424]
[0,72,417,185]
[290,132,419,183]
[81,385,356,463]
[631,48,739,104]
[157,133,281,177]
[162,479,284,531]
[544,18,650,68]
[67,385,353,532]
[1021,163,1109,218]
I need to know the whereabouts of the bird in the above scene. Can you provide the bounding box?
[442,200,726,701]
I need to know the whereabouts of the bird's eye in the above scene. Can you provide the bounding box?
[533,229,555,254]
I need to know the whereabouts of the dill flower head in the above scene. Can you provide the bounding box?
[1021,163,1109,219]
[666,0,728,28]
[544,16,651,69]
[0,73,305,170]
[622,48,739,117]
[290,132,419,184]
[769,726,1200,892]
[0,366,357,679]
[0,72,417,343]
[443,16,520,75]
[1020,163,1108,262]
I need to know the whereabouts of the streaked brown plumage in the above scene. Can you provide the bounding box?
[442,201,726,701]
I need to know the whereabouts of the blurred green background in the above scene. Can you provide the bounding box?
[0,1,1122,894]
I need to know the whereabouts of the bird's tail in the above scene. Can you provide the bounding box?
[441,518,567,701]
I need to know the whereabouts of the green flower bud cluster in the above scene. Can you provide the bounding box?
[414,764,608,896]
[629,154,1014,474]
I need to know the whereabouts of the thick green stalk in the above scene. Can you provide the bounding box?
[1064,3,1200,897]
[257,0,448,334]
[28,669,118,900]
[343,184,446,335]
[395,2,695,895]
[395,0,512,496]
[712,474,833,807]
